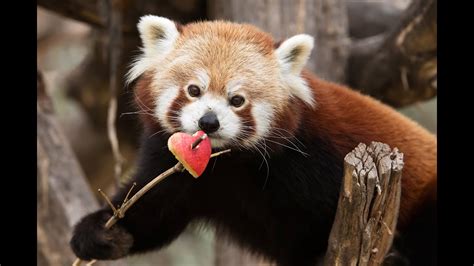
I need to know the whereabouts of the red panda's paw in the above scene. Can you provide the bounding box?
[70,209,133,261]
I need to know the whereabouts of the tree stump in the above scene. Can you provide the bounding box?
[324,142,404,266]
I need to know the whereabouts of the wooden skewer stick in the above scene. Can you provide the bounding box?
[210,149,231,158]
[191,133,208,149]
[104,162,184,228]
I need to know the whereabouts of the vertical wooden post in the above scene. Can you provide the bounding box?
[324,142,403,266]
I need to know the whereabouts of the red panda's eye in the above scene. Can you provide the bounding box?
[187,85,201,97]
[230,95,245,107]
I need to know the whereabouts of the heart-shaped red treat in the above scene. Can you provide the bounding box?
[167,130,212,178]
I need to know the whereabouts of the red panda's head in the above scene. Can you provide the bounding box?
[129,16,315,150]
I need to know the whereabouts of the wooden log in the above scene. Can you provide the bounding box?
[37,0,205,33]
[37,70,97,264]
[324,142,403,266]
[347,0,437,107]
[37,0,105,30]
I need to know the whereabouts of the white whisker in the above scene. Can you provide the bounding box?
[264,138,309,157]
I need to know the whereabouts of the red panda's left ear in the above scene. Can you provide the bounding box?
[275,34,315,107]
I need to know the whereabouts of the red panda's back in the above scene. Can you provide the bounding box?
[302,71,437,226]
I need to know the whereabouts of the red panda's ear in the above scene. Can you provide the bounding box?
[137,15,180,57]
[127,16,180,84]
[275,34,315,107]
[275,34,314,75]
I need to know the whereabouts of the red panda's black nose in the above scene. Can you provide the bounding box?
[198,111,220,134]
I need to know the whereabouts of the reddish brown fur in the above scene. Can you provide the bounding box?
[180,21,275,57]
[134,72,160,132]
[167,89,189,130]
[272,98,305,137]
[235,103,256,137]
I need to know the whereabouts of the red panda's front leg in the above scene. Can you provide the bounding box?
[70,136,196,261]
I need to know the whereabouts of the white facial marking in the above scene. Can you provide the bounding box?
[180,94,240,148]
[280,74,315,107]
[252,102,274,140]
[226,79,244,95]
[195,69,210,90]
[155,85,179,132]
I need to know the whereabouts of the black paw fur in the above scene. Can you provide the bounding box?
[70,209,133,261]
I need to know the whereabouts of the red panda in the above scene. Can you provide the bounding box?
[70,16,437,265]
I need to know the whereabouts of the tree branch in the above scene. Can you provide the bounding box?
[347,0,437,107]
[37,0,206,33]
[38,0,106,29]
[37,70,126,266]
[105,0,125,187]
[38,69,98,232]
[324,142,403,265]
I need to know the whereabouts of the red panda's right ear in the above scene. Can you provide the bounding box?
[275,34,316,108]
[138,15,180,58]
[127,16,180,84]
